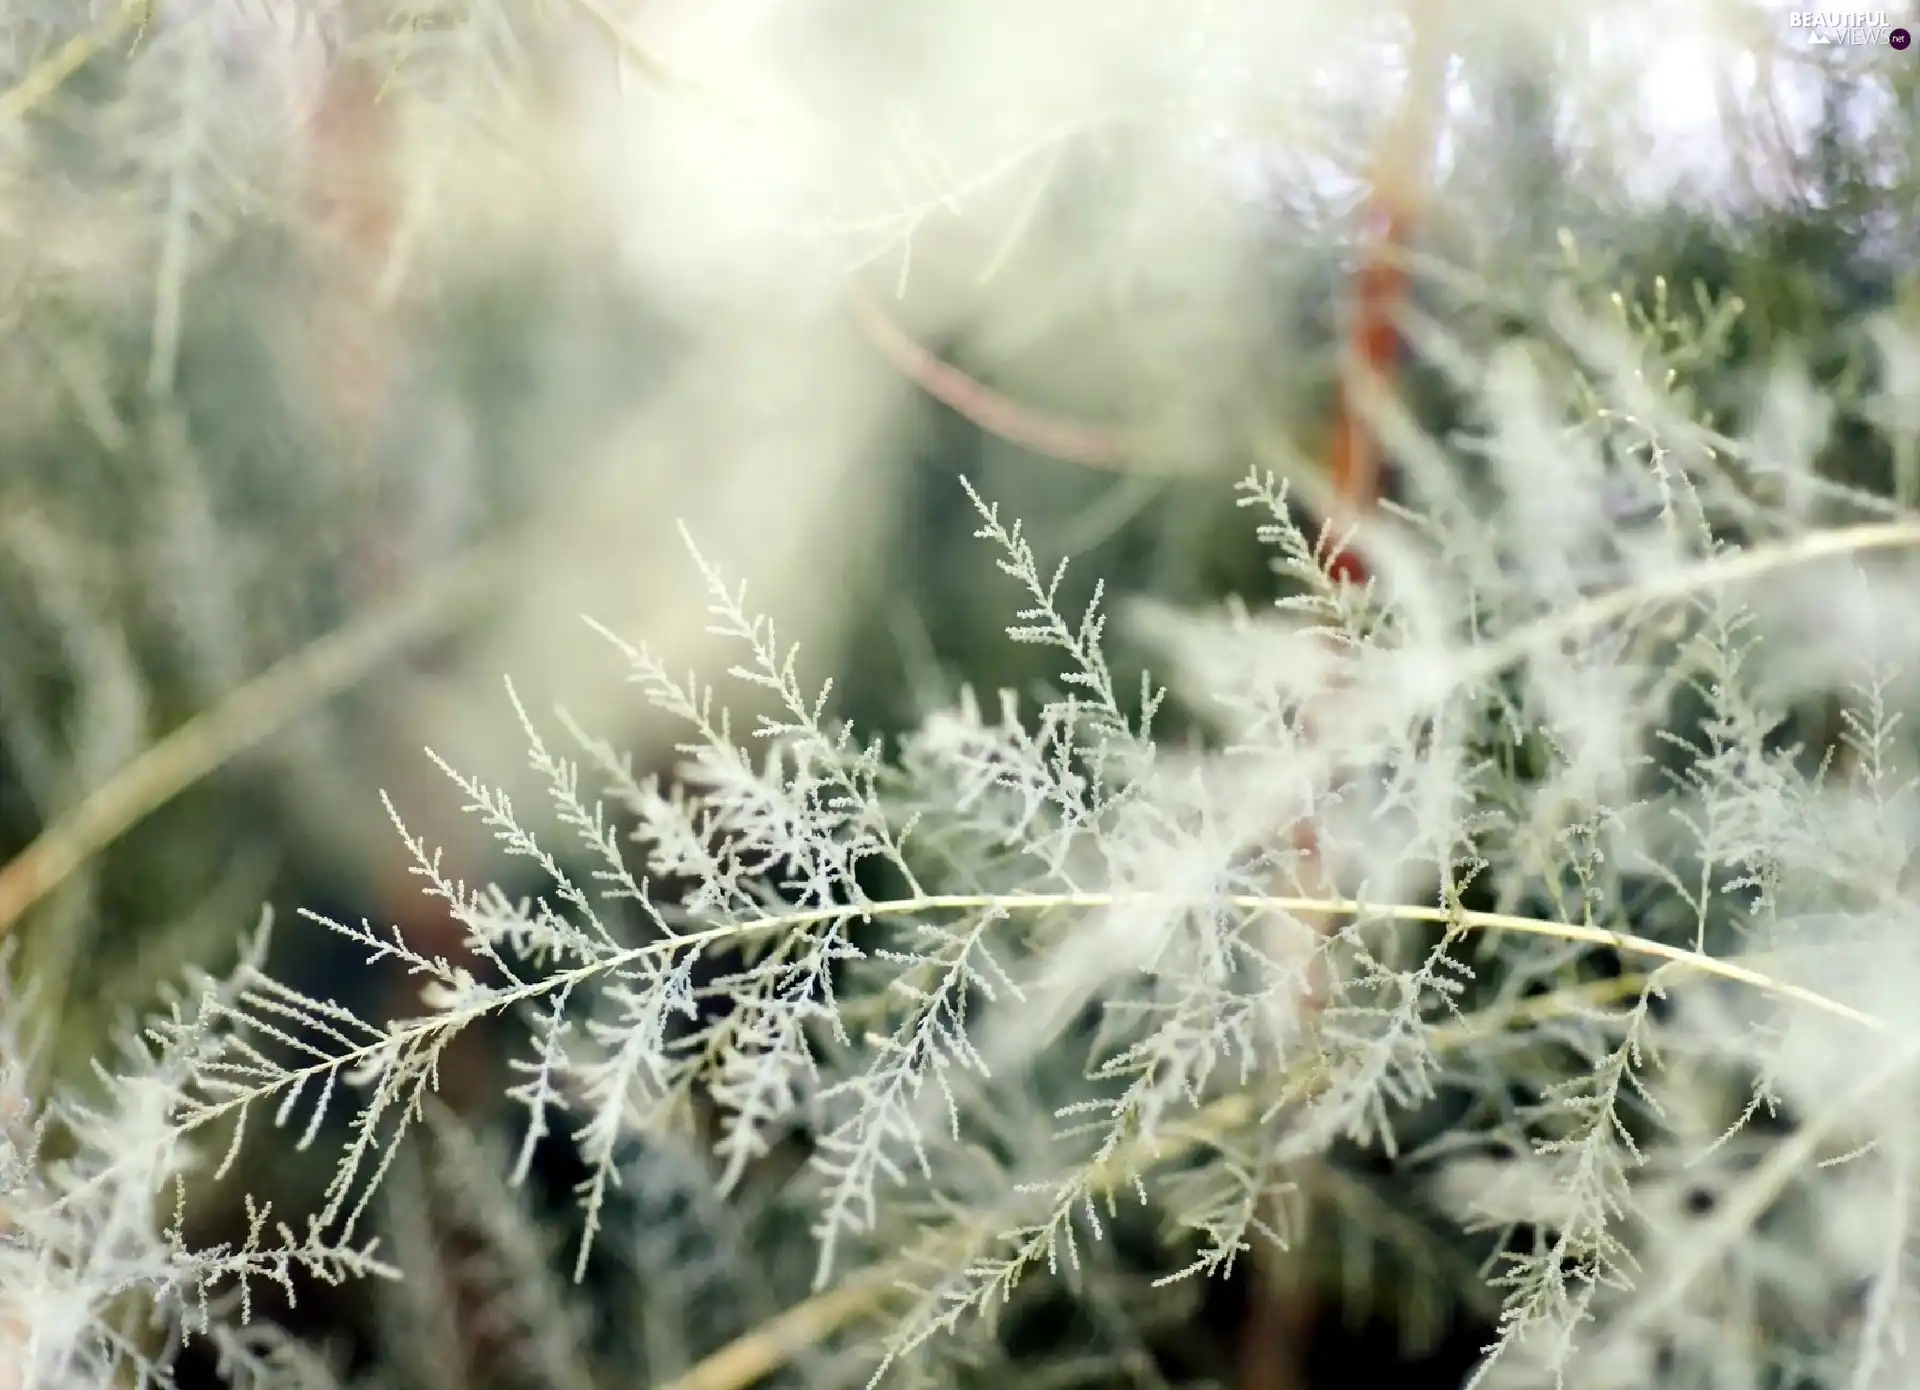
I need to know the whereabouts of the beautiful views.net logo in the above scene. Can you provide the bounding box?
[1789,11,1911,44]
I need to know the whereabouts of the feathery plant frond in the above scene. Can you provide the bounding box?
[13,451,1920,1386]
[7,5,1920,1390]
[84,454,1920,1383]
[0,924,392,1390]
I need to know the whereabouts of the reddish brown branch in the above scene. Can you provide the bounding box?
[1320,223,1413,584]
[848,284,1135,469]
[1239,8,1452,1387]
[1321,3,1452,585]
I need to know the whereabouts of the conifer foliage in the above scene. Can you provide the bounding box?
[3,3,1919,1389]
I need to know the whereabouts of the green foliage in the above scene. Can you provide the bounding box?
[4,5,1920,1390]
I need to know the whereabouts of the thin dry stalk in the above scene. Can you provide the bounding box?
[0,540,510,941]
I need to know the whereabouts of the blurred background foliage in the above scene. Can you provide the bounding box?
[0,2,1915,1386]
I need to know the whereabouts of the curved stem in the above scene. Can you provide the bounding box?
[849,284,1140,469]
[0,0,147,124]
[228,888,1874,1156]
[0,541,511,941]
